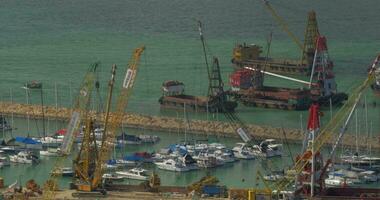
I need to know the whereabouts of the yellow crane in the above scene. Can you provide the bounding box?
[261,0,303,51]
[254,54,380,197]
[43,63,99,199]
[261,0,320,65]
[74,46,145,193]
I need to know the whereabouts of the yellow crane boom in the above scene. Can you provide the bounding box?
[91,46,145,189]
[262,0,303,50]
[43,63,99,199]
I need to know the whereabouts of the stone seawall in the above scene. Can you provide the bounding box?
[0,102,379,150]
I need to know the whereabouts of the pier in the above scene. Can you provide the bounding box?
[0,102,379,150]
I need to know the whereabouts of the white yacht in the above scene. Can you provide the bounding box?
[232,143,255,160]
[359,170,378,182]
[325,175,354,187]
[50,167,74,177]
[155,159,190,172]
[37,136,63,145]
[210,149,236,163]
[193,151,223,168]
[138,135,160,143]
[102,173,124,181]
[10,151,38,164]
[196,156,222,168]
[258,139,283,158]
[328,170,362,184]
[116,168,149,181]
[0,150,10,167]
[40,148,60,156]
[0,155,10,168]
[263,174,284,181]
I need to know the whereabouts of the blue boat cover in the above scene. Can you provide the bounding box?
[107,159,117,165]
[124,155,143,161]
[168,144,187,156]
[15,136,41,145]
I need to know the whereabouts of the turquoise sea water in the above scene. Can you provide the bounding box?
[0,0,379,190]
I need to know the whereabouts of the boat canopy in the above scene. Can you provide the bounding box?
[124,155,143,161]
[15,136,41,145]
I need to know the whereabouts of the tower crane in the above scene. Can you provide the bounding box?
[43,63,99,199]
[73,46,145,193]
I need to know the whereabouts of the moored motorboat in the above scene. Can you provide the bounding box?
[138,135,160,143]
[325,175,354,187]
[0,153,10,168]
[232,143,255,160]
[155,159,190,172]
[50,167,74,177]
[102,173,124,181]
[258,139,283,158]
[9,151,39,164]
[117,133,142,145]
[263,174,284,182]
[40,148,59,156]
[116,168,149,181]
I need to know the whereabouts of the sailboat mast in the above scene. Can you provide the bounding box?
[184,102,187,143]
[25,86,30,136]
[355,109,359,154]
[365,95,369,154]
[40,86,46,137]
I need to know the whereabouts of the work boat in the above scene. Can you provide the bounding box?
[116,168,149,181]
[257,139,283,158]
[232,143,255,159]
[9,151,39,164]
[155,158,190,172]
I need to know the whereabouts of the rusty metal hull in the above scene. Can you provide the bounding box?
[228,86,311,110]
[159,95,237,113]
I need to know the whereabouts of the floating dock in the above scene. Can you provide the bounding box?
[0,102,378,150]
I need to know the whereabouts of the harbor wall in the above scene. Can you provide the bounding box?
[0,102,379,150]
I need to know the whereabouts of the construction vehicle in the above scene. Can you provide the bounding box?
[159,21,237,113]
[229,35,348,110]
[43,63,99,199]
[252,55,380,199]
[43,47,144,199]
[72,46,145,195]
